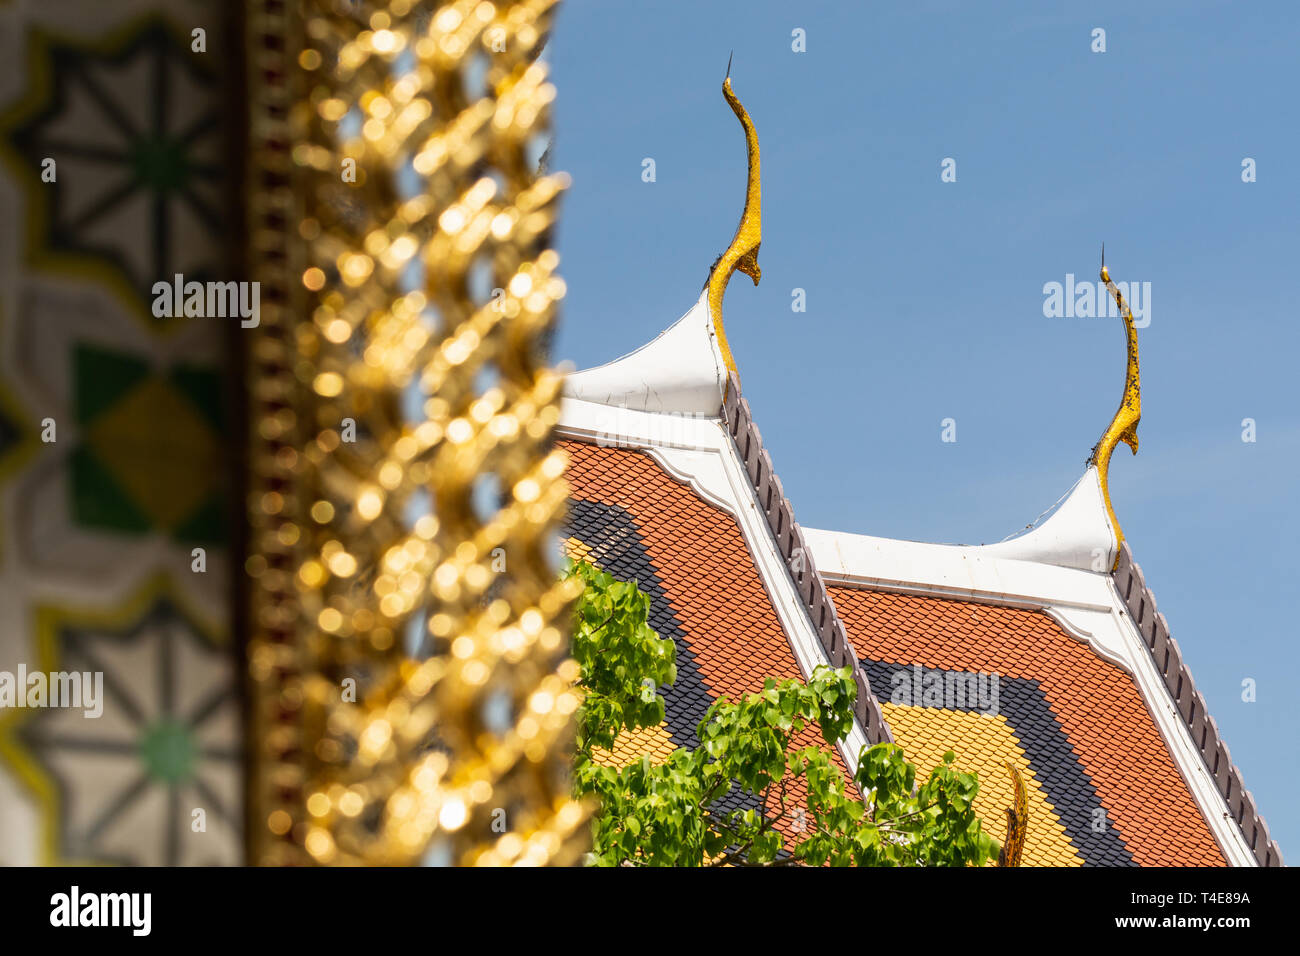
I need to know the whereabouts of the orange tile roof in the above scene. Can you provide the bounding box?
[829,586,1226,866]
[561,439,850,844]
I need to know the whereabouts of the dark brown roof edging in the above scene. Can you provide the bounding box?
[1113,542,1283,867]
[721,372,893,747]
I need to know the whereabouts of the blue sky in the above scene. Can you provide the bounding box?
[549,1,1299,856]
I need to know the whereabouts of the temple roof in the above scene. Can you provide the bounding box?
[560,335,1280,864]
[556,69,1280,867]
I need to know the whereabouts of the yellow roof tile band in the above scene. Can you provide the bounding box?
[563,535,594,564]
[592,722,678,768]
[881,703,1085,867]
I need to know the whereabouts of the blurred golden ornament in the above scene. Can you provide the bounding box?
[245,0,585,866]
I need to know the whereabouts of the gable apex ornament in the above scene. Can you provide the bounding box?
[1087,244,1142,566]
[705,54,762,395]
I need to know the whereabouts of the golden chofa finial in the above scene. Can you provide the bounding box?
[1088,244,1141,564]
[706,53,762,390]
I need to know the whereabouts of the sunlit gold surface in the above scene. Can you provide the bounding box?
[1089,261,1142,567]
[996,760,1028,867]
[246,0,585,866]
[705,70,762,391]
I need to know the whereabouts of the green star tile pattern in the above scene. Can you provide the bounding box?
[2,18,224,323]
[12,587,239,866]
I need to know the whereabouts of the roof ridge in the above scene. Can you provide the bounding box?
[720,370,893,747]
[1113,542,1283,866]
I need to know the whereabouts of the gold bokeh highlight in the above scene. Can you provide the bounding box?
[245,0,585,866]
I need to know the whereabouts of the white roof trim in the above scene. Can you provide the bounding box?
[981,466,1117,571]
[803,466,1116,578]
[563,290,727,415]
[804,524,1117,613]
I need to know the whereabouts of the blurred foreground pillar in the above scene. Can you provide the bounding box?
[243,0,585,866]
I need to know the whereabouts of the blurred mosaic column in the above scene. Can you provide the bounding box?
[0,4,243,864]
[244,0,586,865]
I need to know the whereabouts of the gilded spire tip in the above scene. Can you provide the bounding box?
[706,57,762,391]
[1089,255,1141,565]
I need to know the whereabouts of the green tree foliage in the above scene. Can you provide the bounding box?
[567,559,1000,867]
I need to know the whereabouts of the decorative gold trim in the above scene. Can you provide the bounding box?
[243,0,304,867]
[245,0,585,866]
[706,57,761,392]
[996,759,1028,867]
[1088,249,1142,566]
